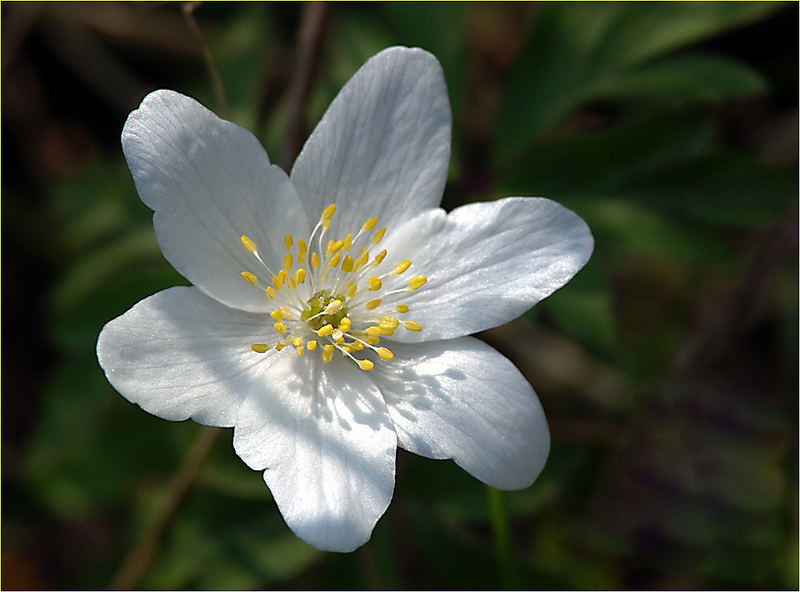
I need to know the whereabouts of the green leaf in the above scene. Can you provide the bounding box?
[590,55,768,101]
[495,1,782,162]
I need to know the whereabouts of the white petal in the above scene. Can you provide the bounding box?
[379,197,594,342]
[374,337,549,490]
[122,90,311,312]
[233,354,396,552]
[97,287,276,427]
[290,46,451,235]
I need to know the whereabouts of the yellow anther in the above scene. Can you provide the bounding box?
[395,303,409,313]
[371,227,386,245]
[341,255,355,272]
[241,235,257,253]
[403,320,422,332]
[292,336,303,347]
[297,238,308,263]
[284,234,293,250]
[378,316,399,330]
[366,299,382,310]
[373,249,387,266]
[346,282,358,298]
[363,335,381,345]
[355,248,369,270]
[294,268,306,284]
[325,240,335,257]
[275,341,286,351]
[331,240,344,254]
[279,306,290,316]
[350,341,364,352]
[251,343,269,353]
[376,347,394,361]
[362,217,378,231]
[317,324,334,337]
[343,233,352,251]
[241,271,258,285]
[341,345,353,354]
[332,329,345,343]
[296,346,304,357]
[307,340,317,351]
[367,276,382,291]
[283,253,293,271]
[364,326,388,337]
[358,359,374,371]
[311,252,320,269]
[338,317,351,332]
[321,203,337,221]
[393,260,411,274]
[274,322,288,334]
[288,277,296,289]
[265,287,277,299]
[324,299,343,315]
[322,343,334,363]
[270,310,284,321]
[408,275,427,290]
[278,270,289,287]
[328,252,341,268]
[271,275,280,290]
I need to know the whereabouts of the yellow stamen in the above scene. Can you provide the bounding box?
[241,235,257,253]
[341,255,355,272]
[274,322,288,334]
[294,268,306,284]
[328,252,341,268]
[358,359,374,371]
[332,329,345,343]
[355,248,369,270]
[393,260,411,274]
[408,275,427,290]
[317,324,334,337]
[265,287,277,299]
[366,299,382,310]
[338,317,351,332]
[307,340,317,351]
[322,344,334,363]
[292,337,303,347]
[343,233,352,251]
[376,347,394,361]
[363,335,381,345]
[251,344,269,353]
[373,249,387,266]
[241,271,258,285]
[321,203,337,221]
[283,253,293,271]
[296,346,304,357]
[350,342,364,351]
[378,316,399,330]
[371,227,386,245]
[403,320,422,331]
[270,310,283,321]
[297,238,308,263]
[284,234,293,250]
[275,341,286,351]
[366,276,381,291]
[362,217,378,231]
[346,282,358,298]
[395,303,409,313]
[324,299,343,315]
[364,326,393,337]
[311,252,320,269]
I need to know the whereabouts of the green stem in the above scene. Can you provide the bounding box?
[487,486,519,588]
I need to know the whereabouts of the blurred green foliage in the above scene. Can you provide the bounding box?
[5,2,796,589]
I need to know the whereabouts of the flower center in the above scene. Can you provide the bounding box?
[237,203,426,371]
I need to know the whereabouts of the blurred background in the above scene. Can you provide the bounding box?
[2,2,797,589]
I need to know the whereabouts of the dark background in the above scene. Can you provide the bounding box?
[3,2,797,589]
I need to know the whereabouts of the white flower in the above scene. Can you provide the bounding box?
[97,46,593,552]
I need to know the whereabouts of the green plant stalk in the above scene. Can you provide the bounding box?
[487,486,519,588]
